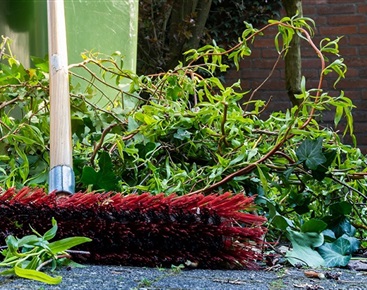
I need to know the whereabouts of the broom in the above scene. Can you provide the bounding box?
[0,0,266,269]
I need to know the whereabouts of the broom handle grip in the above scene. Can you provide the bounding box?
[47,0,73,168]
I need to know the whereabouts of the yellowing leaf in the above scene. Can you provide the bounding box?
[14,265,62,285]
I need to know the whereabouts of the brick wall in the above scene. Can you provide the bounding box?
[225,0,367,152]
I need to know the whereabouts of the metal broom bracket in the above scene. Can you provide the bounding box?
[49,165,75,194]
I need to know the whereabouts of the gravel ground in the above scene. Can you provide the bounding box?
[0,264,366,290]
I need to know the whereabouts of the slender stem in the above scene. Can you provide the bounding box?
[36,254,71,271]
[0,37,9,59]
[220,102,229,148]
[91,123,118,167]
[244,47,286,112]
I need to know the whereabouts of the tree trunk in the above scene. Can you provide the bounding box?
[185,0,212,50]
[282,0,303,106]
[166,0,212,69]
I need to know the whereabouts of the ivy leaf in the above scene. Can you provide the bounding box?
[330,217,356,238]
[330,201,352,216]
[80,152,119,191]
[317,236,352,267]
[173,128,192,140]
[311,149,337,180]
[296,137,326,170]
[272,215,294,230]
[285,228,325,267]
[301,219,327,233]
[266,200,294,230]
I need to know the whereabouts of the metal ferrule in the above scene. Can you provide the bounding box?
[48,165,75,194]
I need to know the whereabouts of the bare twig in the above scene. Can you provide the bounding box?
[244,48,286,112]
[219,101,229,149]
[0,37,9,59]
[36,254,71,271]
[72,93,127,125]
[0,96,21,110]
[91,123,119,167]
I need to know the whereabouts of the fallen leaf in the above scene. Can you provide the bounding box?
[304,270,325,279]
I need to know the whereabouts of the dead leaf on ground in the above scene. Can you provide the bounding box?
[304,270,325,279]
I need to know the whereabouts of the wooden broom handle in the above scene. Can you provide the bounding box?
[47,0,73,169]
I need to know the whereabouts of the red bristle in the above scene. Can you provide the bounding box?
[0,188,266,269]
[11,187,32,201]
[0,187,16,201]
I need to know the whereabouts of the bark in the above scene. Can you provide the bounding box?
[185,0,213,51]
[166,0,212,69]
[282,0,303,106]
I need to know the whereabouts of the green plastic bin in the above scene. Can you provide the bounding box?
[0,0,138,71]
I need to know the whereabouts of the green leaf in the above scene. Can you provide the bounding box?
[5,236,19,255]
[80,166,97,185]
[25,255,41,270]
[173,128,192,140]
[98,151,113,171]
[48,237,92,254]
[317,236,352,267]
[0,268,15,276]
[14,265,62,285]
[342,234,360,253]
[301,219,327,233]
[17,235,40,247]
[80,152,119,191]
[43,217,58,241]
[296,137,326,170]
[285,229,325,267]
[330,201,352,216]
[330,217,356,238]
[272,215,294,231]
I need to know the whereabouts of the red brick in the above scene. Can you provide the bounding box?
[242,68,282,79]
[261,79,287,90]
[352,106,367,119]
[327,15,366,25]
[306,0,329,4]
[349,35,367,45]
[313,16,328,26]
[253,37,276,49]
[303,6,317,15]
[351,122,367,135]
[359,46,367,55]
[317,4,356,15]
[345,68,360,77]
[358,4,367,13]
[338,79,367,89]
[261,49,281,58]
[325,0,365,3]
[302,58,323,69]
[359,68,367,78]
[341,90,363,99]
[233,0,367,149]
[249,48,261,58]
[338,46,358,57]
[319,25,358,36]
[358,24,367,34]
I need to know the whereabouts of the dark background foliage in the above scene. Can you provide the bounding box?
[137,0,282,74]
